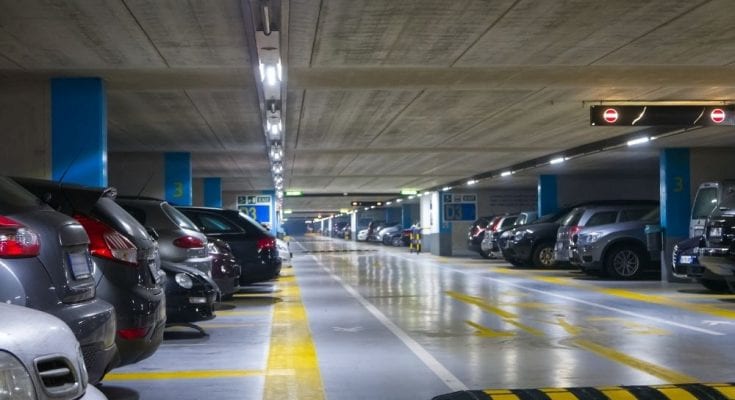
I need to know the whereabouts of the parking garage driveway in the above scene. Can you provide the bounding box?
[103,236,735,399]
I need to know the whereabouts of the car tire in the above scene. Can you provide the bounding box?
[531,242,555,267]
[605,245,645,279]
[701,278,731,293]
[479,250,491,259]
[507,258,525,267]
[391,237,403,247]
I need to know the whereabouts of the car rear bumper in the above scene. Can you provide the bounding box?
[240,259,282,285]
[215,276,239,297]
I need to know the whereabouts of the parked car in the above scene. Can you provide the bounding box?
[378,223,402,245]
[0,176,117,384]
[116,198,212,276]
[0,303,108,400]
[13,178,166,368]
[697,183,735,292]
[357,227,369,241]
[571,207,660,279]
[332,221,349,237]
[690,180,735,237]
[163,262,219,323]
[673,236,729,292]
[176,207,282,284]
[208,238,241,299]
[366,220,387,242]
[554,201,658,265]
[480,214,518,258]
[501,207,579,267]
[467,216,494,254]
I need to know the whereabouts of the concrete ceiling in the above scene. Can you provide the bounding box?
[2,1,735,212]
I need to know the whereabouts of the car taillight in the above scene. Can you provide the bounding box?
[75,214,138,265]
[0,216,40,258]
[570,226,582,243]
[173,236,205,249]
[489,219,501,232]
[257,237,276,251]
[117,327,149,340]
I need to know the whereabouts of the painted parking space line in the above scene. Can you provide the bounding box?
[490,267,735,320]
[105,369,263,381]
[263,271,326,400]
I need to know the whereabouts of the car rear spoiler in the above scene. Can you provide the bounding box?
[11,177,117,215]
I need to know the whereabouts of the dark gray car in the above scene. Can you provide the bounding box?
[572,208,660,279]
[13,178,166,367]
[0,177,117,384]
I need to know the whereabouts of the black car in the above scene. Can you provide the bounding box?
[673,236,728,292]
[177,207,282,284]
[13,177,167,368]
[208,238,242,299]
[467,216,494,254]
[697,186,735,292]
[0,177,117,383]
[164,263,219,323]
[501,210,571,267]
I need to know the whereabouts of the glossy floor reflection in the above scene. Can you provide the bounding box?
[295,236,735,398]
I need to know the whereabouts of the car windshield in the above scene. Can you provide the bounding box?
[691,187,719,219]
[161,203,200,231]
[0,177,45,214]
[720,184,735,210]
[640,207,660,222]
[560,209,584,226]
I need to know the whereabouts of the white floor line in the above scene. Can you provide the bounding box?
[306,254,469,392]
[391,253,724,336]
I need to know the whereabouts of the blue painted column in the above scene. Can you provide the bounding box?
[51,78,107,186]
[538,175,558,216]
[164,152,192,206]
[660,148,690,282]
[433,192,452,256]
[262,190,277,236]
[401,204,412,228]
[203,178,222,208]
[385,207,401,224]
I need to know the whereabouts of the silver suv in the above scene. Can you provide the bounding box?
[0,302,107,400]
[572,208,659,279]
[554,201,658,265]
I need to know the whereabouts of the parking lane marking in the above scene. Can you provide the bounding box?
[263,272,325,400]
[464,320,516,338]
[571,339,696,384]
[105,369,263,381]
[310,255,468,392]
[446,291,543,336]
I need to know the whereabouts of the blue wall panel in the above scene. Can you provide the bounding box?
[164,152,192,206]
[203,177,222,208]
[538,175,558,216]
[660,148,690,237]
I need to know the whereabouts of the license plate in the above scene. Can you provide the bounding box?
[680,255,695,264]
[68,252,91,280]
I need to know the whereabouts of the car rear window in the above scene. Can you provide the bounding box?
[692,187,718,219]
[619,208,655,222]
[0,177,44,214]
[500,216,517,228]
[161,203,200,231]
[230,211,271,236]
[560,209,584,226]
[584,211,619,227]
[196,213,243,234]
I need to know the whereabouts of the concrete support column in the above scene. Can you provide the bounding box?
[51,78,107,186]
[538,175,558,216]
[350,212,357,241]
[320,220,325,235]
[327,218,333,238]
[660,148,691,282]
[422,192,451,256]
[164,152,192,206]
[203,178,222,208]
[401,204,412,228]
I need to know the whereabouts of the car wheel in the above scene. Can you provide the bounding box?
[479,250,491,259]
[701,278,730,293]
[391,237,402,247]
[605,245,644,279]
[531,243,555,267]
[507,258,525,267]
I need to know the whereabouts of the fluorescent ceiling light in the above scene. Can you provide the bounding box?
[626,137,650,146]
[501,171,513,177]
[550,157,565,165]
[408,196,415,200]
[442,186,452,191]
[467,179,478,185]
[265,65,278,86]
[386,201,392,205]
[396,199,403,203]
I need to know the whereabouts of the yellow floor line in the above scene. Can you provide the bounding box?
[464,320,515,338]
[215,310,271,316]
[105,369,263,381]
[571,339,696,384]
[446,291,517,318]
[263,273,326,400]
[491,268,735,319]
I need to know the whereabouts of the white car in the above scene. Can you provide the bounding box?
[0,303,107,400]
[277,238,292,267]
[357,229,369,241]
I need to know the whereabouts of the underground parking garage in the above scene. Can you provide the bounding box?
[3,1,735,399]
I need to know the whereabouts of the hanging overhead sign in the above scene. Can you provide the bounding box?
[590,105,735,126]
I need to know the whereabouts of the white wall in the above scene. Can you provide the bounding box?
[557,174,658,206]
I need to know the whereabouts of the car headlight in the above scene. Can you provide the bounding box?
[513,230,527,241]
[500,230,512,239]
[0,351,35,400]
[175,273,194,289]
[578,232,602,245]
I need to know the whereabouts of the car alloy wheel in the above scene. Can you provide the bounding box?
[607,247,643,279]
[538,247,554,266]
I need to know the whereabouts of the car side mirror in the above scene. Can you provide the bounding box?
[145,226,159,240]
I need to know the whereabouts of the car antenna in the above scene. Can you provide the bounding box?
[56,146,86,185]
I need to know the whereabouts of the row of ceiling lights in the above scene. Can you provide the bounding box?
[254,2,285,206]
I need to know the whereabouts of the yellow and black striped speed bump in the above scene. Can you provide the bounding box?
[432,383,735,400]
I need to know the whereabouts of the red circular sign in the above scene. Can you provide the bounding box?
[711,108,726,124]
[603,108,619,123]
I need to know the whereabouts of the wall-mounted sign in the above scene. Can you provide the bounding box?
[237,195,272,223]
[442,193,476,222]
[590,105,735,126]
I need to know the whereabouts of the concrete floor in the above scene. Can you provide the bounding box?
[100,235,735,400]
